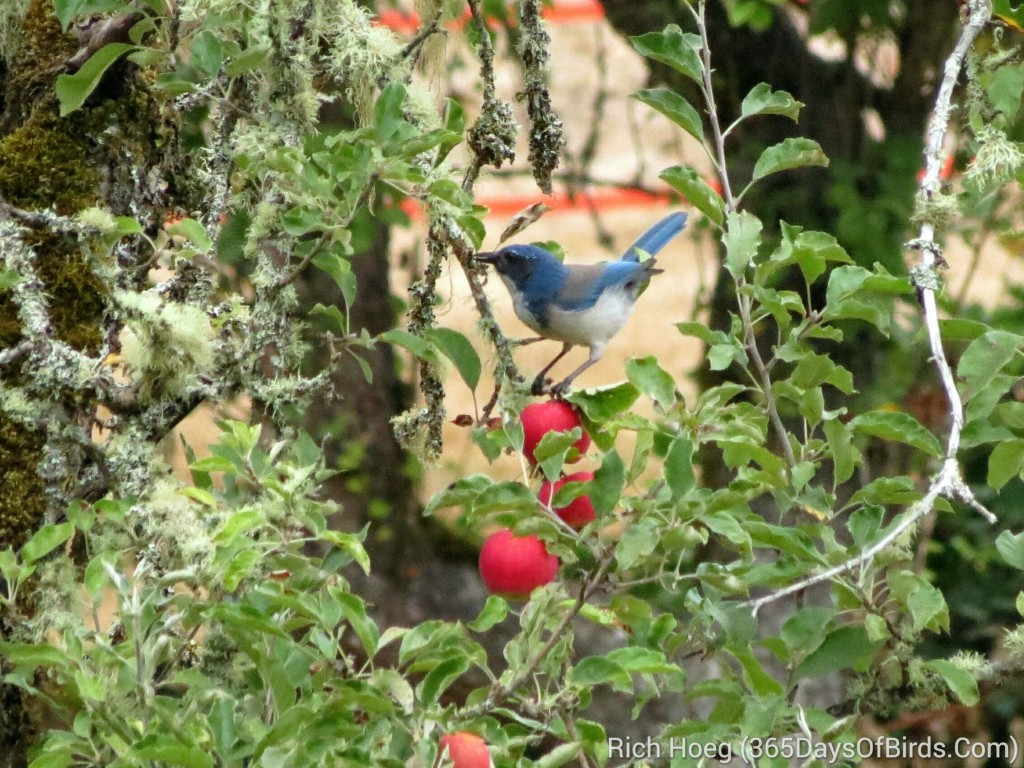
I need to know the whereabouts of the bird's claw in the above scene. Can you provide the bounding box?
[530,375,549,396]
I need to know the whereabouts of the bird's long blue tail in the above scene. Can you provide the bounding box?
[622,211,689,262]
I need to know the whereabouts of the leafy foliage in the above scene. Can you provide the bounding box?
[4,0,1024,766]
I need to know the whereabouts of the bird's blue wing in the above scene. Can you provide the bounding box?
[622,211,688,262]
[553,261,651,312]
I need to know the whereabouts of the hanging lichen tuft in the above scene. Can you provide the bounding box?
[517,0,565,194]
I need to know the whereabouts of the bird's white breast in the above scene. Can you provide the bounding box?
[545,288,635,348]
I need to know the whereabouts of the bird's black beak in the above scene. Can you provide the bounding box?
[474,252,498,266]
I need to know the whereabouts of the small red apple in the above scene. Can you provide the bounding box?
[520,400,591,465]
[478,529,558,598]
[439,731,492,768]
[538,471,596,528]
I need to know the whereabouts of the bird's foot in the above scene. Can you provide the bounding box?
[530,374,550,396]
[549,379,572,398]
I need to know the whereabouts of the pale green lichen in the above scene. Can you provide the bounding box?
[74,207,120,235]
[0,0,30,64]
[910,188,959,229]
[117,290,216,398]
[964,126,1024,190]
[136,476,215,568]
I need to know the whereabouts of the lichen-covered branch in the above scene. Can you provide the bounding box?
[747,0,996,615]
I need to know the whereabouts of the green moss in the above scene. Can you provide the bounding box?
[1,0,77,129]
[34,233,106,354]
[0,414,45,550]
[0,110,100,214]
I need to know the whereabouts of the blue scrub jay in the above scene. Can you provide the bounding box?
[477,211,688,395]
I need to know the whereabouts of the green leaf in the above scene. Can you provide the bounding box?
[131,736,215,768]
[629,25,703,84]
[988,438,1024,490]
[418,655,470,703]
[752,137,829,182]
[924,659,979,706]
[788,230,852,287]
[424,327,481,392]
[986,61,1024,117]
[436,98,466,165]
[994,0,1024,32]
[53,0,124,29]
[208,696,238,758]
[570,656,632,692]
[663,436,695,501]
[660,165,724,226]
[311,252,356,313]
[566,382,639,422]
[616,519,658,570]
[226,45,271,76]
[795,626,880,678]
[373,81,408,144]
[21,522,74,564]
[380,329,441,367]
[309,303,346,334]
[730,646,784,697]
[958,330,1024,403]
[468,596,508,632]
[849,410,943,458]
[337,591,380,656]
[739,82,803,122]
[534,742,581,768]
[907,581,948,633]
[996,530,1024,569]
[846,505,883,547]
[625,355,675,409]
[167,218,213,253]
[190,29,224,77]
[781,607,832,655]
[591,449,626,515]
[823,418,857,484]
[633,89,704,142]
[56,43,136,116]
[0,642,71,668]
[722,210,763,278]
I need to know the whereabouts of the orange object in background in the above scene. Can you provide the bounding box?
[375,0,605,33]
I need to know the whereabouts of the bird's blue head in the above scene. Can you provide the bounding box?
[475,244,564,292]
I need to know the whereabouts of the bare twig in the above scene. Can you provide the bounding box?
[746,0,996,615]
[693,0,796,469]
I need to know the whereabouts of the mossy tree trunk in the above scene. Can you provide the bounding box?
[0,1,195,761]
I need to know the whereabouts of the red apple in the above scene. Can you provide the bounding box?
[538,471,596,528]
[478,529,558,598]
[439,731,492,768]
[520,400,591,465]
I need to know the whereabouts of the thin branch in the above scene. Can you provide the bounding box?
[746,0,996,615]
[459,549,616,719]
[276,175,378,289]
[694,0,796,468]
[400,19,443,62]
[915,0,993,462]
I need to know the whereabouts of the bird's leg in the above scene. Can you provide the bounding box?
[550,344,604,396]
[531,342,573,395]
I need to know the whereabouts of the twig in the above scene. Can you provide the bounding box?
[693,0,796,468]
[0,340,32,366]
[400,19,442,62]
[276,175,378,289]
[459,549,616,719]
[746,0,996,615]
